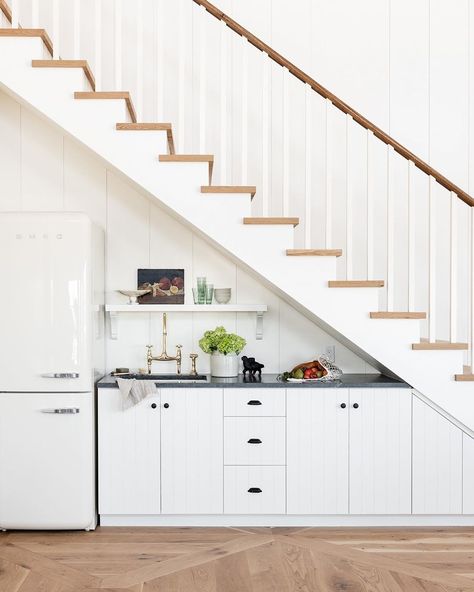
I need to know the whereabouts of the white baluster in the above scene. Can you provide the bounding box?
[156,0,164,121]
[346,114,353,280]
[178,0,186,151]
[428,176,436,342]
[282,67,289,216]
[114,0,122,89]
[386,146,395,311]
[94,0,102,92]
[471,207,474,371]
[219,19,227,183]
[366,129,374,280]
[73,0,80,60]
[325,98,332,249]
[11,0,18,28]
[261,51,270,216]
[450,191,458,343]
[136,0,143,120]
[199,5,207,153]
[52,0,59,59]
[31,0,39,28]
[240,35,248,184]
[408,160,416,311]
[304,84,312,248]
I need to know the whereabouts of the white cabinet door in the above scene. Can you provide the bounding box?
[224,417,286,465]
[98,389,161,515]
[463,434,474,514]
[349,388,412,515]
[287,388,349,515]
[412,396,462,514]
[0,393,94,530]
[161,388,223,514]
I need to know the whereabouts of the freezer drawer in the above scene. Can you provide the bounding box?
[0,393,95,530]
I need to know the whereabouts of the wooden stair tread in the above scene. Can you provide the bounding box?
[158,154,214,183]
[74,91,137,123]
[370,312,427,319]
[32,59,95,90]
[243,217,299,226]
[287,249,342,257]
[201,185,256,198]
[455,374,474,381]
[0,28,53,56]
[412,341,468,351]
[159,154,213,161]
[329,280,384,288]
[117,122,171,130]
[117,123,175,154]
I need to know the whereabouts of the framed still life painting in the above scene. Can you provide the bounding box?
[137,269,185,304]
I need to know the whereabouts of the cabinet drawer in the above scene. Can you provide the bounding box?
[224,466,286,514]
[224,417,286,465]
[224,389,285,416]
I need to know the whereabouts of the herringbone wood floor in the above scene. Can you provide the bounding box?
[2,527,474,591]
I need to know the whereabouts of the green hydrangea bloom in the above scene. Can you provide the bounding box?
[199,326,246,355]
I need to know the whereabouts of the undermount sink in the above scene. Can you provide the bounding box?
[115,373,208,382]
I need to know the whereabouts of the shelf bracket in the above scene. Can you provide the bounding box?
[109,312,118,340]
[256,311,264,340]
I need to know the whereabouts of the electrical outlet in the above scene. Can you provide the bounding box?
[325,345,335,363]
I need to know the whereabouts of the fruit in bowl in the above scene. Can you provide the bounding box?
[280,359,328,381]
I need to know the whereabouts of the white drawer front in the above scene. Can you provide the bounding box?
[224,417,286,465]
[224,466,286,514]
[224,389,285,416]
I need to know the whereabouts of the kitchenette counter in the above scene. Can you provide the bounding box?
[97,373,410,389]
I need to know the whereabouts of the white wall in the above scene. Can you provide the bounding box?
[0,89,376,375]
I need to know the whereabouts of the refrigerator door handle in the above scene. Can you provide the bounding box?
[41,373,80,379]
[40,408,81,414]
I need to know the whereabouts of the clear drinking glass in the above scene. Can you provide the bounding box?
[205,284,214,304]
[192,287,199,304]
[196,277,206,304]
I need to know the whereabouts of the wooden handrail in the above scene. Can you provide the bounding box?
[193,0,474,207]
[0,0,12,23]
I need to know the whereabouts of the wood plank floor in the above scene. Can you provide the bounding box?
[2,527,474,591]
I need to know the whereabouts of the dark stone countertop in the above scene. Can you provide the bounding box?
[97,373,410,389]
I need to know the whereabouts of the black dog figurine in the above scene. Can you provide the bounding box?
[241,356,264,380]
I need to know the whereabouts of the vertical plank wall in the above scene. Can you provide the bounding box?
[0,90,375,375]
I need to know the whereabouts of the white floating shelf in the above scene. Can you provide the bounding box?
[105,304,268,340]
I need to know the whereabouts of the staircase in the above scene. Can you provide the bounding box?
[1,0,474,430]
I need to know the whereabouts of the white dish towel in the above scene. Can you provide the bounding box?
[116,377,158,410]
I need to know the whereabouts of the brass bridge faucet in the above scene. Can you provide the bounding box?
[146,313,182,374]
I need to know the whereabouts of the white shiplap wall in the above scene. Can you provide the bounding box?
[0,89,376,375]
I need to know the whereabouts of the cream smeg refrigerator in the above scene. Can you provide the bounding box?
[0,212,104,530]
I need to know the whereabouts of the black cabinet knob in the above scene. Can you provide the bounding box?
[248,487,262,493]
[352,403,359,409]
[247,400,262,406]
[163,403,170,409]
[247,438,262,444]
[340,403,346,409]
[151,403,157,409]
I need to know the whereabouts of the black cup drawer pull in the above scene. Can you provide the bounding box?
[248,487,262,493]
[247,438,262,444]
[247,400,262,406]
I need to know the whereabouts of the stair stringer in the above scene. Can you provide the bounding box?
[0,36,473,433]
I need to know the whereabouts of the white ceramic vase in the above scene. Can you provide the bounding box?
[210,352,239,377]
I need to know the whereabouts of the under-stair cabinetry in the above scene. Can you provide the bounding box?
[98,390,161,516]
[98,383,474,524]
[161,388,223,514]
[412,396,463,514]
[287,388,412,515]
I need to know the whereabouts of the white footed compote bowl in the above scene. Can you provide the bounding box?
[118,289,151,304]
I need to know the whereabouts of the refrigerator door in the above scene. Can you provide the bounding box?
[0,392,94,530]
[0,213,92,392]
